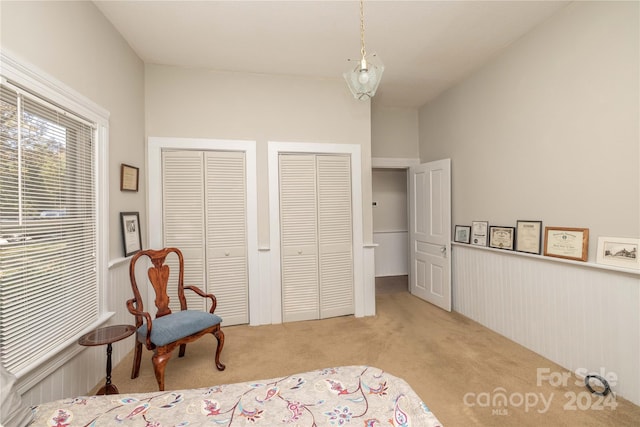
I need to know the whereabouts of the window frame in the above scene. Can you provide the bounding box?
[0,50,111,388]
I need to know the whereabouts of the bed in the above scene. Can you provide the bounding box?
[29,365,442,426]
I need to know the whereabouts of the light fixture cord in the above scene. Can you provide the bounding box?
[360,0,366,60]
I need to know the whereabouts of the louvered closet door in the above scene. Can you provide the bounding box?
[279,153,354,322]
[279,154,319,322]
[204,151,248,325]
[162,150,206,312]
[317,155,353,318]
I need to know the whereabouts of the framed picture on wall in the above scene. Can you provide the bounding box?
[470,221,489,246]
[596,237,640,270]
[454,225,471,243]
[515,220,543,254]
[489,226,515,250]
[544,227,589,262]
[120,212,142,257]
[120,163,139,192]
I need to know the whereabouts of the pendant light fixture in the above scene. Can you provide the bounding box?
[344,0,384,100]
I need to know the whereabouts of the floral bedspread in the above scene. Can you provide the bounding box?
[30,365,442,426]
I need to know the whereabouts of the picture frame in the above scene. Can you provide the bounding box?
[515,220,543,254]
[489,226,515,250]
[470,221,489,246]
[120,163,139,192]
[454,225,471,243]
[596,237,640,270]
[120,212,142,257]
[544,227,589,262]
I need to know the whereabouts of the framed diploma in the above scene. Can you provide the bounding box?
[489,226,515,250]
[515,220,543,254]
[596,237,640,270]
[120,212,142,257]
[454,225,471,243]
[544,227,589,262]
[470,221,489,246]
[120,163,139,192]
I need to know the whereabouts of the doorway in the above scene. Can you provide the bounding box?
[372,167,410,293]
[372,158,452,312]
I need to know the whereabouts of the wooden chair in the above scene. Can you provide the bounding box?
[126,247,225,391]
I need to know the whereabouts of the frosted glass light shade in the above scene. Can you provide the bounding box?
[343,55,384,100]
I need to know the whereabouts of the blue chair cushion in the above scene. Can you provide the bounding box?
[137,310,223,347]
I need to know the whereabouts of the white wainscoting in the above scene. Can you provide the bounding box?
[373,231,408,277]
[20,259,137,406]
[452,244,640,405]
[363,244,377,316]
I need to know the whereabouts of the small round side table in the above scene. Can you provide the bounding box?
[78,324,136,395]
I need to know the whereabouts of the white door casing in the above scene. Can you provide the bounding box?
[148,137,259,324]
[409,159,452,311]
[268,141,365,324]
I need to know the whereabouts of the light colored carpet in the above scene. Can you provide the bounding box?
[105,276,640,426]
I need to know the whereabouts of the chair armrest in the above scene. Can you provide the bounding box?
[126,298,154,348]
[184,285,218,313]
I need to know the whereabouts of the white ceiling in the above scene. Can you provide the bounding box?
[94,0,569,108]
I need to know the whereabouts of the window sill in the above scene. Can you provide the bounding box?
[451,242,640,277]
[108,256,132,269]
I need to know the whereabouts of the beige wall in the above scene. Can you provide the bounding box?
[371,104,419,159]
[1,1,146,260]
[418,1,639,260]
[145,64,373,245]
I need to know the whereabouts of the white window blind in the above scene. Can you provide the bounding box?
[0,83,98,375]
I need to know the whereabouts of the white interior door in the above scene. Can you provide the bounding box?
[279,154,320,322]
[409,159,451,311]
[279,153,354,322]
[317,155,353,319]
[162,150,206,312]
[204,151,248,325]
[162,149,249,324]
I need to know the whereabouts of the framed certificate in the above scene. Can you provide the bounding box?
[470,221,489,246]
[120,163,139,192]
[489,226,515,250]
[515,220,543,254]
[454,225,471,243]
[544,227,589,262]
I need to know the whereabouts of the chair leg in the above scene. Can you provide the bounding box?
[131,341,143,379]
[178,343,187,357]
[152,349,172,391]
[213,328,226,371]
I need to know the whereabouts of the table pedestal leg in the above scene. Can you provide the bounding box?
[96,343,119,395]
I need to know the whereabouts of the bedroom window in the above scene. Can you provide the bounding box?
[0,53,109,378]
